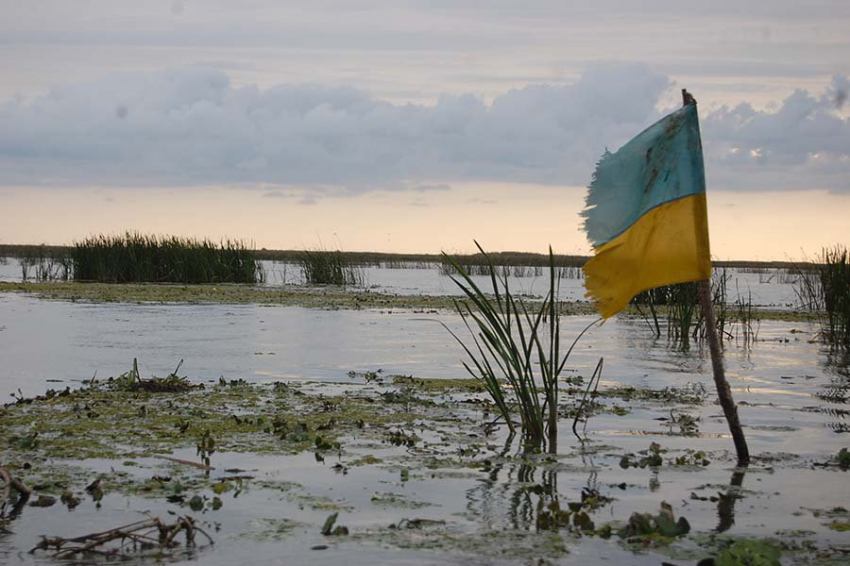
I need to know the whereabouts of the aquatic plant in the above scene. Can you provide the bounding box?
[437,252,584,280]
[443,242,598,453]
[16,245,71,282]
[732,280,759,345]
[631,281,701,346]
[795,245,850,348]
[111,358,195,393]
[631,269,743,349]
[714,539,781,566]
[298,247,363,286]
[71,232,263,284]
[618,501,691,542]
[818,246,850,348]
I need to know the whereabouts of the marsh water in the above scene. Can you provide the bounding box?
[1,258,801,307]
[0,265,847,565]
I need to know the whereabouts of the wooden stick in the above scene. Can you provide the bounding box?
[698,280,750,464]
[684,88,750,466]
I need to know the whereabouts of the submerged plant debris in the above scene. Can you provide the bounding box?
[1,354,848,566]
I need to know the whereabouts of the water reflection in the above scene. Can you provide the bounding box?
[467,436,606,534]
[0,490,29,531]
[819,349,850,433]
[716,468,746,533]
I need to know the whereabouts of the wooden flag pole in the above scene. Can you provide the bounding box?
[684,89,750,466]
[698,279,750,465]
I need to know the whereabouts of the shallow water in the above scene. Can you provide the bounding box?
[1,292,847,565]
[1,258,801,307]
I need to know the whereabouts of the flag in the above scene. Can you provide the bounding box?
[581,103,711,318]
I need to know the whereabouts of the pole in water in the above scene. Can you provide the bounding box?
[683,88,750,466]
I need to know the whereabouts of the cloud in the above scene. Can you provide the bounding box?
[701,75,850,191]
[0,64,848,193]
[411,183,451,192]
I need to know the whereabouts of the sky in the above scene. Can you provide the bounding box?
[1,1,849,260]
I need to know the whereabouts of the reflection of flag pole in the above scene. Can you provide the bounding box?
[684,89,750,466]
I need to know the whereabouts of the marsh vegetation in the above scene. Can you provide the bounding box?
[796,246,850,348]
[0,241,848,565]
[72,233,264,284]
[443,244,598,452]
[297,248,364,286]
[630,268,759,349]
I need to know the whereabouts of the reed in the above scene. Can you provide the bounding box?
[72,233,263,284]
[439,258,583,280]
[632,269,732,349]
[443,242,598,453]
[732,281,759,345]
[17,245,71,282]
[298,248,363,286]
[817,246,850,348]
[667,281,700,348]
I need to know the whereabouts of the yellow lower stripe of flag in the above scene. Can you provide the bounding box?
[583,193,711,318]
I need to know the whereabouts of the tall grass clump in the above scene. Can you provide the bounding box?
[731,280,759,346]
[298,248,363,286]
[631,269,739,349]
[72,233,264,284]
[797,246,850,348]
[17,245,72,282]
[443,242,598,453]
[820,246,850,347]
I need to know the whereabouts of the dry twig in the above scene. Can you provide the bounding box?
[30,515,213,559]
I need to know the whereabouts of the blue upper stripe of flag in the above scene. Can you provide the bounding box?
[581,104,706,248]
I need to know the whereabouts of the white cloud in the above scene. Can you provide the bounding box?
[702,75,850,191]
[0,64,848,193]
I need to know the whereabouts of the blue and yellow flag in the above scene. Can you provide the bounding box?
[581,103,711,318]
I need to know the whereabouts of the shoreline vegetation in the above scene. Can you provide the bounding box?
[1,237,842,332]
[72,234,263,285]
[0,243,814,271]
[5,234,263,285]
[0,243,846,564]
[0,280,820,323]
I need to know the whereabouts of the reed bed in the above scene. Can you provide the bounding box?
[298,248,363,286]
[71,233,263,284]
[438,260,584,280]
[819,246,850,348]
[797,246,850,348]
[379,260,433,270]
[630,269,750,349]
[16,245,71,282]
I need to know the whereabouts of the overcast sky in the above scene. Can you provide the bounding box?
[1,1,848,259]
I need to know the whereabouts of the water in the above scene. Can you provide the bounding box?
[1,288,847,565]
[2,258,802,307]
[1,293,845,464]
